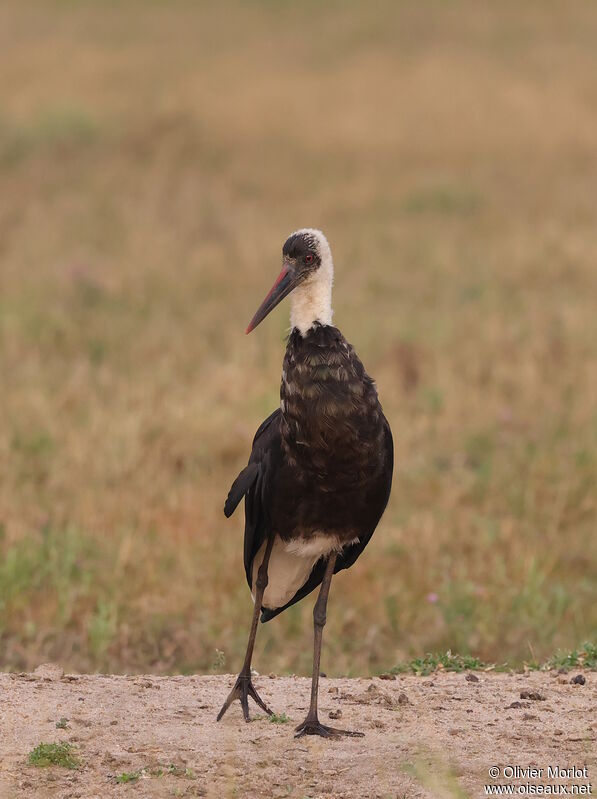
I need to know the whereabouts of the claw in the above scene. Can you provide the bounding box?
[294,716,364,739]
[217,671,274,722]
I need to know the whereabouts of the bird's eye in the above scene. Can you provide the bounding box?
[305,254,314,264]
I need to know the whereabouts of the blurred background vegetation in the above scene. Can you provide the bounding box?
[0,0,596,676]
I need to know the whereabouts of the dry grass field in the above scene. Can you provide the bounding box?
[0,0,596,678]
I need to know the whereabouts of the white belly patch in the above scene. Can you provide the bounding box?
[251,533,358,610]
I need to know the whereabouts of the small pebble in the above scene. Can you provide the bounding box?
[570,674,585,685]
[520,690,545,701]
[398,693,410,705]
[379,673,396,681]
[465,673,479,683]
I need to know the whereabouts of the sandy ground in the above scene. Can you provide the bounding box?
[0,667,595,799]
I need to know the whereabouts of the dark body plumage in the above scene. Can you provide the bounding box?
[225,322,393,622]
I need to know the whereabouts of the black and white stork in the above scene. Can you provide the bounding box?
[217,228,393,738]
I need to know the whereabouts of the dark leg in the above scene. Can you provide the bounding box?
[295,553,364,739]
[217,536,275,722]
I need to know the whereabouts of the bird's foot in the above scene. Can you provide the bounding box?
[294,715,364,739]
[216,669,273,723]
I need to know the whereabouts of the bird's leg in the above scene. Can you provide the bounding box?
[216,536,275,723]
[295,553,364,739]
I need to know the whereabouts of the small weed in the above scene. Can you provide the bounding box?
[391,646,597,676]
[55,717,69,729]
[151,764,195,779]
[116,771,142,783]
[546,642,597,671]
[211,648,226,671]
[269,712,290,724]
[391,651,488,677]
[172,765,195,779]
[28,742,79,769]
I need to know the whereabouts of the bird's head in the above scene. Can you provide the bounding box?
[246,229,334,335]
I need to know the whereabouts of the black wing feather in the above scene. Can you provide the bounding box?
[223,463,259,518]
[224,409,283,589]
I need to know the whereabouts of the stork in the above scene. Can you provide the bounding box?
[217,229,393,738]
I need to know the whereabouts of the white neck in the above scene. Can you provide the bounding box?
[290,238,334,336]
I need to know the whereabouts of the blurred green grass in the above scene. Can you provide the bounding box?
[0,0,596,675]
